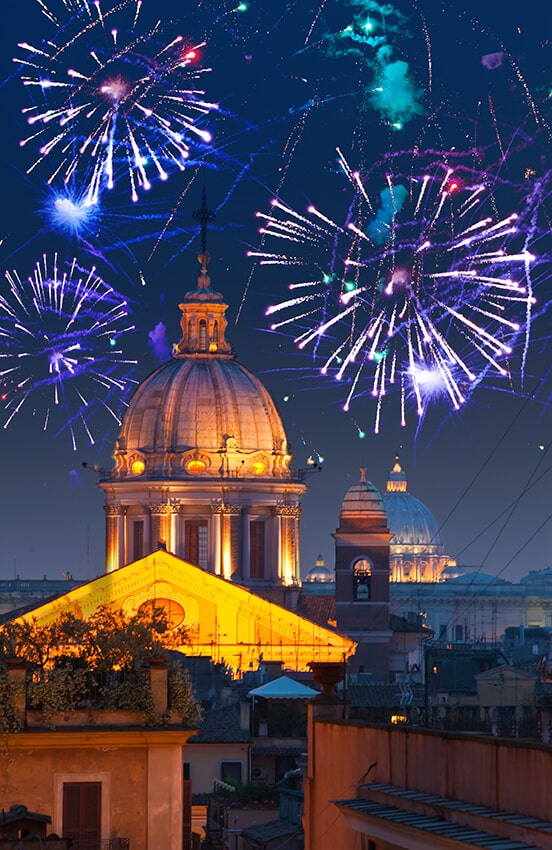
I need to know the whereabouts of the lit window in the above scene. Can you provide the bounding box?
[187,459,206,474]
[251,461,266,475]
[199,319,207,351]
[131,459,145,475]
[138,598,185,629]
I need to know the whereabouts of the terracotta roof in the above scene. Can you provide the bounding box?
[296,594,335,626]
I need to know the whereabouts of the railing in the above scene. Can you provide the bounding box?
[70,840,129,850]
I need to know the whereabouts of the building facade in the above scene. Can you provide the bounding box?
[99,246,306,609]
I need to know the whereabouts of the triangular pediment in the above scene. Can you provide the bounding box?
[17,551,356,674]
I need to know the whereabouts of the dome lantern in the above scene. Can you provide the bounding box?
[174,188,232,356]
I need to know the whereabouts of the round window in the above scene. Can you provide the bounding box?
[187,459,206,474]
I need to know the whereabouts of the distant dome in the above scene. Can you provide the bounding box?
[304,555,334,584]
[440,565,464,580]
[448,571,510,585]
[382,457,443,554]
[340,468,386,517]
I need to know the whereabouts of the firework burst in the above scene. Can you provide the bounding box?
[251,150,536,433]
[0,252,137,448]
[17,0,218,202]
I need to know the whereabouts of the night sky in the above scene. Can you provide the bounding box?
[0,0,550,584]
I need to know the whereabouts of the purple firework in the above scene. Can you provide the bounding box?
[251,149,536,433]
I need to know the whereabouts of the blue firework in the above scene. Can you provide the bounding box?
[0,252,137,448]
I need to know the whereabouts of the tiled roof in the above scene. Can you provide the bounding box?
[188,706,251,744]
[348,683,425,708]
[334,798,541,849]
[296,595,335,626]
[0,805,51,825]
[241,818,300,843]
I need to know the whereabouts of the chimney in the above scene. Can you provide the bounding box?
[148,657,169,717]
[6,657,27,727]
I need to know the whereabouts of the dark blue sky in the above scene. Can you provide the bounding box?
[0,0,550,583]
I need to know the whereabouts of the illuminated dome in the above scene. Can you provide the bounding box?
[382,457,443,553]
[111,252,292,481]
[440,565,464,580]
[100,200,306,591]
[340,468,386,518]
[304,555,335,584]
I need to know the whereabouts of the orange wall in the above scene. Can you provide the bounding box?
[1,730,192,850]
[305,715,552,850]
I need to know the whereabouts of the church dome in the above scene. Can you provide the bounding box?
[340,468,386,518]
[382,457,443,553]
[440,564,464,580]
[304,555,334,584]
[118,358,288,464]
[111,250,292,481]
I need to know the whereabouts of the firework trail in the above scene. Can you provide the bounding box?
[0,252,137,449]
[251,150,536,433]
[17,0,218,202]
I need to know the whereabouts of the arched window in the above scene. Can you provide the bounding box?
[353,559,372,600]
[199,319,207,351]
[213,320,219,342]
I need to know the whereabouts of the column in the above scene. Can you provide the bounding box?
[241,505,251,581]
[170,504,182,557]
[150,504,170,551]
[271,507,282,583]
[210,505,223,575]
[221,505,242,580]
[292,509,301,583]
[142,506,151,556]
[273,505,302,584]
[104,505,121,573]
[118,507,127,567]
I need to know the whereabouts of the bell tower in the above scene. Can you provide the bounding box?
[334,469,393,681]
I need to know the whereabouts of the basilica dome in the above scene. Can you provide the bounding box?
[382,457,443,554]
[304,555,335,584]
[111,251,292,481]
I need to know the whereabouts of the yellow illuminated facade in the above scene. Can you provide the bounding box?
[18,551,356,673]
